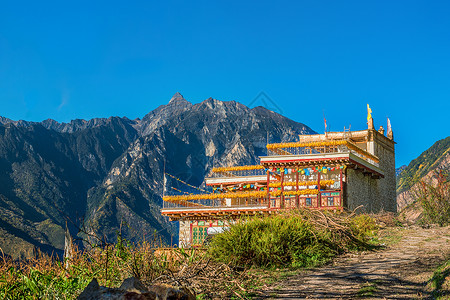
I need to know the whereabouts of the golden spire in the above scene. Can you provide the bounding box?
[367,104,372,121]
[367,104,374,129]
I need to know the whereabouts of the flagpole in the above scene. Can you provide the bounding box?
[163,160,166,208]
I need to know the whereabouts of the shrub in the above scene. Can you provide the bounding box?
[350,214,379,240]
[208,210,377,268]
[414,170,450,226]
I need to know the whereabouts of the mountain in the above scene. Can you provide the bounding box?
[395,165,406,177]
[0,93,315,259]
[397,136,450,210]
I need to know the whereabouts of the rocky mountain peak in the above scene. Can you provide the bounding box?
[42,118,58,125]
[0,116,14,124]
[169,92,190,105]
[139,93,193,136]
[200,97,222,110]
[196,97,247,115]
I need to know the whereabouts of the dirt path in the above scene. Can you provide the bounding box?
[257,226,450,299]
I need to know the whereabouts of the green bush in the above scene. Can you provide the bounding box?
[350,214,379,240]
[208,210,377,268]
[415,170,450,226]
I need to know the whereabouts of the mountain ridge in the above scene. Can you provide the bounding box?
[0,93,315,258]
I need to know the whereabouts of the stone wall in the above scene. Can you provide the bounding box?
[179,220,191,248]
[346,168,381,212]
[346,129,396,213]
[371,130,397,212]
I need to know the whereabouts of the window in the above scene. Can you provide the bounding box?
[328,197,334,206]
[193,227,199,245]
[306,198,312,206]
[192,225,209,245]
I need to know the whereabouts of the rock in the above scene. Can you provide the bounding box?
[77,277,195,300]
[148,283,195,300]
[77,278,100,299]
[119,277,149,293]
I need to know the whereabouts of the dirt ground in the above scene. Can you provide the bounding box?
[256,226,450,299]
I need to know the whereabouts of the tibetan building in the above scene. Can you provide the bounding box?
[161,112,396,247]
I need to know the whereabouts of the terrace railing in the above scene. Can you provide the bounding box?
[266,140,379,167]
[207,165,267,178]
[162,190,268,209]
[162,188,322,210]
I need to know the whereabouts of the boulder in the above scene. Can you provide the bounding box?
[77,277,195,300]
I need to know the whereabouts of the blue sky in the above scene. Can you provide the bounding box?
[1,0,449,167]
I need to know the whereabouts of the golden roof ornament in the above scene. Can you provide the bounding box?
[387,117,394,140]
[367,104,374,130]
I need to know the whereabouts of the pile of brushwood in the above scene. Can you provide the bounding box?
[0,209,379,299]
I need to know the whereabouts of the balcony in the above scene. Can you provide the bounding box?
[265,140,379,167]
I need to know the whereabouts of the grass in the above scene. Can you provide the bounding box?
[0,236,292,299]
[0,210,380,299]
[0,239,209,299]
[425,236,437,242]
[357,279,385,298]
[357,282,378,297]
[377,227,404,246]
[427,257,450,299]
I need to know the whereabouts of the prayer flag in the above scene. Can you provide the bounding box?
[163,174,167,193]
